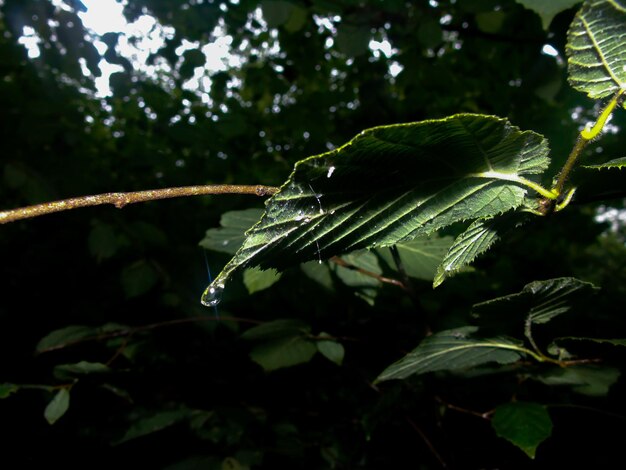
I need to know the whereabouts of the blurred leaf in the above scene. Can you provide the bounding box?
[0,383,19,399]
[241,319,310,341]
[262,0,298,27]
[88,221,120,261]
[243,267,282,294]
[53,361,110,380]
[200,209,264,255]
[120,260,159,298]
[335,24,371,56]
[534,365,620,396]
[249,336,317,371]
[515,0,582,29]
[114,409,191,445]
[36,325,96,353]
[316,335,345,365]
[475,11,506,34]
[210,115,550,294]
[222,457,249,470]
[300,261,334,290]
[492,402,552,458]
[44,389,71,425]
[417,20,443,49]
[376,327,525,382]
[566,0,626,101]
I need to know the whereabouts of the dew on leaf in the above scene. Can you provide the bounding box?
[201,283,224,307]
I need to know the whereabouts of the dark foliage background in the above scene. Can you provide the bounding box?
[2,0,626,468]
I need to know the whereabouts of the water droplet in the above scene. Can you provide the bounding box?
[327,166,336,178]
[329,209,335,215]
[202,283,224,307]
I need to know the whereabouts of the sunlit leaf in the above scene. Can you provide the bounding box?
[492,402,552,459]
[566,0,626,101]
[44,389,71,425]
[434,213,528,287]
[376,326,525,382]
[207,114,550,300]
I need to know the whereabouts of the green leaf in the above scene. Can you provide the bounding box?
[88,221,120,261]
[316,334,345,365]
[44,388,71,425]
[249,336,317,372]
[120,260,159,298]
[434,213,528,287]
[534,365,620,396]
[376,326,525,382]
[0,383,19,399]
[335,24,371,56]
[243,267,282,294]
[36,325,96,353]
[300,261,334,290]
[206,114,550,301]
[566,0,626,101]
[492,402,552,459]
[515,0,582,29]
[582,157,626,169]
[242,319,317,371]
[378,235,454,282]
[333,250,382,305]
[114,409,191,445]
[552,336,626,347]
[472,278,598,331]
[53,361,110,380]
[241,319,310,341]
[200,208,264,255]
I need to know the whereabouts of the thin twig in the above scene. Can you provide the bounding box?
[0,184,279,224]
[404,416,448,469]
[36,315,265,354]
[435,396,494,420]
[330,256,405,288]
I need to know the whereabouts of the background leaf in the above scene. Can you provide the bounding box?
[515,0,582,29]
[242,267,282,294]
[377,235,454,282]
[200,209,264,255]
[492,402,552,458]
[44,389,71,425]
[376,327,525,382]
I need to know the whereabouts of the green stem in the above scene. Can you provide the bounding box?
[475,171,557,200]
[553,89,625,197]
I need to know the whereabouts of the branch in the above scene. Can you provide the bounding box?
[0,184,279,224]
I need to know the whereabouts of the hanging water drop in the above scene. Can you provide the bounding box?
[201,282,224,307]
